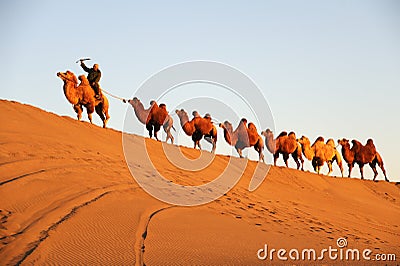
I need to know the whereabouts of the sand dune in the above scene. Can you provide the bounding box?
[0,100,399,265]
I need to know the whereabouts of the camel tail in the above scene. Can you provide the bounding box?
[172,125,176,131]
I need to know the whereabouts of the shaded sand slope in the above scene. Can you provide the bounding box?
[0,100,399,265]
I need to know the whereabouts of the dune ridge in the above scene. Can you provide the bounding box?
[0,100,399,265]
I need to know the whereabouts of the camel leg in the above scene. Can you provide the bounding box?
[162,121,169,137]
[237,148,243,158]
[154,124,161,141]
[380,165,388,182]
[369,161,379,181]
[348,163,353,178]
[359,163,365,180]
[283,153,289,167]
[298,149,304,171]
[73,104,83,121]
[165,131,169,143]
[291,152,300,170]
[164,127,174,144]
[339,162,344,177]
[204,136,212,144]
[104,109,110,124]
[300,156,304,171]
[146,124,153,138]
[86,104,95,124]
[273,153,279,166]
[211,140,216,154]
[165,129,173,144]
[88,113,93,124]
[198,141,202,150]
[376,155,389,182]
[259,151,265,163]
[95,104,106,128]
[327,161,333,176]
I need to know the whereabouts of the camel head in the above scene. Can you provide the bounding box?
[338,138,350,147]
[128,97,141,106]
[57,70,78,85]
[219,121,233,132]
[175,108,188,118]
[261,128,273,138]
[297,136,310,146]
[175,109,190,125]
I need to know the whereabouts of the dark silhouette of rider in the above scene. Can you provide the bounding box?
[80,61,101,99]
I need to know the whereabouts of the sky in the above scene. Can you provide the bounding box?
[1,0,399,181]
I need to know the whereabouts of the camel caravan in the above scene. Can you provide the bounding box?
[57,67,389,182]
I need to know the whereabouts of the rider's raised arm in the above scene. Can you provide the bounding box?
[80,62,90,72]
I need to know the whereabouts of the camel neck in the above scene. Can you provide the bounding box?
[222,127,233,145]
[265,134,275,154]
[132,103,149,124]
[301,143,314,161]
[63,81,78,105]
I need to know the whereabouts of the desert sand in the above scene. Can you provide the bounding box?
[0,100,399,265]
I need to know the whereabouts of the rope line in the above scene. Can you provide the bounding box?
[101,89,126,101]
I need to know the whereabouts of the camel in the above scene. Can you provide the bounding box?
[261,129,303,170]
[219,118,265,162]
[127,97,175,143]
[338,138,388,181]
[297,136,343,176]
[57,71,109,128]
[175,109,217,153]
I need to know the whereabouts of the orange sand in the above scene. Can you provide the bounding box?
[0,100,399,265]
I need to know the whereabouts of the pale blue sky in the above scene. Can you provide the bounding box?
[1,1,399,181]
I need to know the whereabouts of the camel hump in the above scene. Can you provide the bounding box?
[326,138,335,147]
[78,75,89,85]
[192,111,200,118]
[315,136,324,142]
[351,139,362,146]
[204,113,212,120]
[159,103,167,109]
[277,131,288,138]
[264,128,272,133]
[247,123,257,132]
[366,139,374,146]
[288,131,296,139]
[150,100,158,109]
